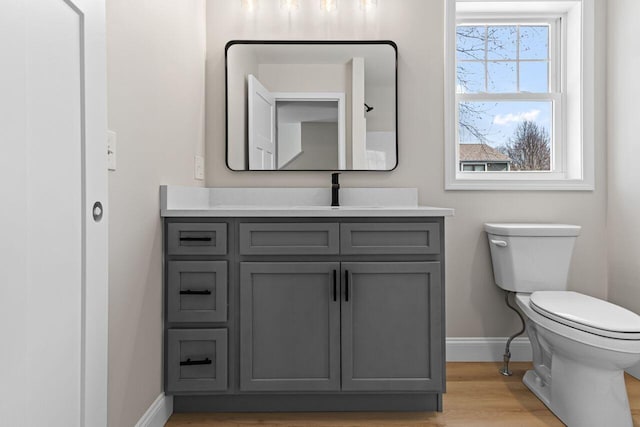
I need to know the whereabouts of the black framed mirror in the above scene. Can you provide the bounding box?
[225,40,398,171]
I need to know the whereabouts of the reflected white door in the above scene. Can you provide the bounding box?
[0,0,108,426]
[248,74,276,170]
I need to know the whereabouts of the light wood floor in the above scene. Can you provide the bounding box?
[166,362,640,427]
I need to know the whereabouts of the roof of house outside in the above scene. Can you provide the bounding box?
[460,144,511,162]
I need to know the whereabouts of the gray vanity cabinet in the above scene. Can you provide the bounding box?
[341,262,442,391]
[239,262,341,391]
[164,217,446,412]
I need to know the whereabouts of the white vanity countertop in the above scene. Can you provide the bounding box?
[160,186,455,217]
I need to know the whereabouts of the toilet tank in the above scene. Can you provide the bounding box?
[484,223,581,293]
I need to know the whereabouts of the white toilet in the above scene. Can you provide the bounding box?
[485,223,640,427]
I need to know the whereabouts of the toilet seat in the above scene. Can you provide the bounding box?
[530,291,640,340]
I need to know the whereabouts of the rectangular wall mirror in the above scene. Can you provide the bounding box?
[225,41,398,171]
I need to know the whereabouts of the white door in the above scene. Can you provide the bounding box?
[248,74,277,170]
[0,0,108,426]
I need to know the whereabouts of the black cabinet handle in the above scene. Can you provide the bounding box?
[345,270,350,302]
[332,270,337,302]
[179,289,212,295]
[179,237,212,242]
[180,357,212,366]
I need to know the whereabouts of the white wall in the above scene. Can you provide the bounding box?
[365,84,395,132]
[607,0,640,317]
[106,1,205,426]
[206,0,608,337]
[284,122,340,170]
[366,131,396,169]
[259,63,349,93]
[277,123,302,168]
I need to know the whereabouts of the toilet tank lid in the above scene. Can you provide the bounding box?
[530,291,640,334]
[484,223,581,237]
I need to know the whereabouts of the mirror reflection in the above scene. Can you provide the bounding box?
[226,41,397,171]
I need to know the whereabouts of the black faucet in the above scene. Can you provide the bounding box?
[331,172,340,207]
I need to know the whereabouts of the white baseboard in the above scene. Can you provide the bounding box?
[135,393,173,427]
[446,337,532,362]
[627,362,640,380]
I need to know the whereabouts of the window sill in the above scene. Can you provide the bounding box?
[445,177,594,191]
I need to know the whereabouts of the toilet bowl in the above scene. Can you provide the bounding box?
[516,293,640,427]
[485,223,640,427]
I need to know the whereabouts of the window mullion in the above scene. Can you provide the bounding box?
[458,93,557,101]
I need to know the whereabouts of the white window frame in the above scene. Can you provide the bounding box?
[444,0,595,191]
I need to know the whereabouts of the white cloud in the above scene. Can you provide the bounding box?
[493,109,541,125]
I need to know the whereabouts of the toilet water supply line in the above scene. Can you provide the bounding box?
[501,291,526,376]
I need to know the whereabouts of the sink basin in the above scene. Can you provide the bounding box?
[293,205,384,209]
[208,205,387,210]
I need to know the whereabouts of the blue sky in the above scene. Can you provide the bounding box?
[459,101,552,146]
[456,25,551,147]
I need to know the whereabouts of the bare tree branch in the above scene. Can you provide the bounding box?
[502,121,550,171]
[456,26,517,143]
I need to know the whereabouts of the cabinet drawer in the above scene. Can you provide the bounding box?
[166,329,228,393]
[239,223,339,255]
[167,261,227,323]
[167,223,227,256]
[340,223,440,255]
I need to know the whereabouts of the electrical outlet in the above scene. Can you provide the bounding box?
[107,130,117,171]
[195,155,205,180]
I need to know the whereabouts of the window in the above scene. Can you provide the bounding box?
[457,23,558,172]
[444,0,595,190]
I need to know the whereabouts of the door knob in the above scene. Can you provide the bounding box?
[92,201,103,222]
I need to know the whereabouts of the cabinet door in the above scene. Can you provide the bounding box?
[341,262,443,392]
[240,262,341,391]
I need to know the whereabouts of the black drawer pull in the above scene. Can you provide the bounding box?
[179,289,212,296]
[179,237,212,242]
[180,357,212,366]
